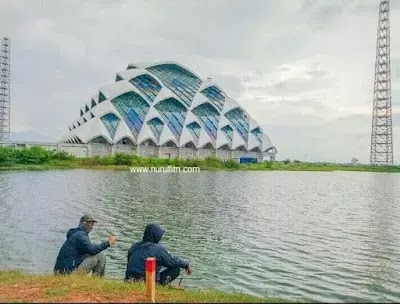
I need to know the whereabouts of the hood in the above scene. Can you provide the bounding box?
[142,223,164,244]
[66,228,82,239]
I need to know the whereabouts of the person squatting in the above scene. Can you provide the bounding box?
[54,214,192,285]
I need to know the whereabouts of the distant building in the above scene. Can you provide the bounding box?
[60,61,277,161]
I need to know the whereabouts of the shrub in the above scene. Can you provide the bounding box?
[224,159,239,169]
[129,155,140,165]
[170,157,182,167]
[14,147,54,164]
[0,147,14,164]
[52,151,74,160]
[283,159,291,164]
[204,157,223,168]
[114,153,132,165]
[263,161,272,168]
[0,146,76,164]
[99,156,114,166]
[147,157,164,167]
[80,156,101,166]
[186,159,199,167]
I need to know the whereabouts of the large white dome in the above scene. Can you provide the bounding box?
[60,61,276,155]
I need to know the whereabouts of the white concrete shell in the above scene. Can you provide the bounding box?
[60,61,276,158]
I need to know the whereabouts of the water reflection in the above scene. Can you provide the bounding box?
[0,170,400,302]
[366,173,400,302]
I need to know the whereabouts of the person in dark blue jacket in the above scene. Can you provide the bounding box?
[125,223,192,285]
[54,214,116,276]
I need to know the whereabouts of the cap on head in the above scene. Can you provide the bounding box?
[80,214,97,223]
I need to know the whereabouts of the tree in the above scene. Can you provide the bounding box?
[350,158,359,165]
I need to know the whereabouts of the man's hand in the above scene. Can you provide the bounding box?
[108,233,116,246]
[185,265,192,275]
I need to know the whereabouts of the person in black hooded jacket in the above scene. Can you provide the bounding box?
[125,223,192,285]
[54,214,116,276]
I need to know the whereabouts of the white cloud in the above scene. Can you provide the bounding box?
[1,0,400,163]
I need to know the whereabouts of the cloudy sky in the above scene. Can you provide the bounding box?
[1,0,400,163]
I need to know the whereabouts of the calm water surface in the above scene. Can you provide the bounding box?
[0,170,399,302]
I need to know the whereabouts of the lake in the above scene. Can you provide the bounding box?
[0,169,399,302]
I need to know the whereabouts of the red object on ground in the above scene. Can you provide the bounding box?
[146,257,156,303]
[146,257,156,273]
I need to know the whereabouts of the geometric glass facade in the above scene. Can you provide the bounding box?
[154,98,187,140]
[225,108,249,141]
[147,117,164,141]
[251,127,263,142]
[111,91,150,138]
[200,86,225,111]
[147,64,202,107]
[100,113,120,139]
[221,125,234,142]
[187,121,201,141]
[192,103,220,140]
[129,74,162,102]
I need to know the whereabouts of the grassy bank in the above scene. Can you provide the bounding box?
[0,270,286,303]
[1,146,400,173]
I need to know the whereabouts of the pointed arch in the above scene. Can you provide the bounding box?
[89,135,110,144]
[219,144,231,151]
[184,141,197,149]
[162,140,178,148]
[202,142,215,150]
[87,135,112,144]
[141,138,157,147]
[250,147,261,152]
[236,145,247,152]
[116,137,135,145]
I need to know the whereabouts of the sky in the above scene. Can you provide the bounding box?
[1,0,400,163]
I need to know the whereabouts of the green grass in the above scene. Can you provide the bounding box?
[0,270,288,303]
[246,161,400,172]
[2,159,399,173]
[1,146,399,173]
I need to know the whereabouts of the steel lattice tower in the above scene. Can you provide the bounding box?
[0,37,10,142]
[370,0,392,165]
